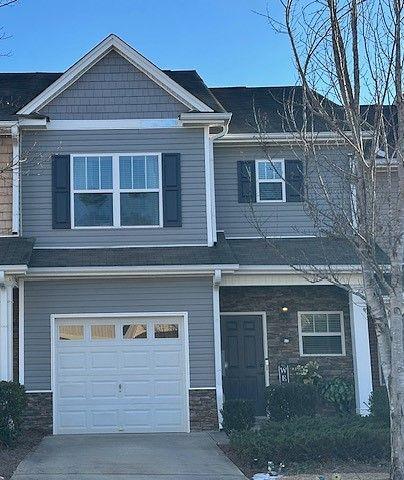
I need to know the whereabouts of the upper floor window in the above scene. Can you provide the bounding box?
[71,153,162,228]
[298,311,346,356]
[256,159,285,202]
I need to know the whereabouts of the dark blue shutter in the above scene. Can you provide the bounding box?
[285,159,304,202]
[237,160,256,203]
[52,154,71,229]
[162,153,181,227]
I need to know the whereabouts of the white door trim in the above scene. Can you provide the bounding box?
[220,312,269,387]
[50,311,190,434]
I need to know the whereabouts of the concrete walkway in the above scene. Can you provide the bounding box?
[11,432,247,479]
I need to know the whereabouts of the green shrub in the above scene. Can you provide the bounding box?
[266,383,317,421]
[230,415,390,467]
[221,400,255,433]
[0,381,27,446]
[319,377,355,414]
[369,386,390,424]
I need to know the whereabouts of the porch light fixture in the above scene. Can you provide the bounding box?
[281,306,288,313]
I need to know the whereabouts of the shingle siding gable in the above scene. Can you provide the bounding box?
[38,50,190,120]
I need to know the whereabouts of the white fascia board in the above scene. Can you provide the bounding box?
[216,131,374,144]
[0,265,28,275]
[26,264,239,278]
[19,118,48,129]
[46,119,182,131]
[180,112,232,124]
[17,34,213,116]
[237,264,362,274]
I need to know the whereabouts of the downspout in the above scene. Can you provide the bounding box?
[208,122,230,244]
[212,268,224,427]
[11,125,20,235]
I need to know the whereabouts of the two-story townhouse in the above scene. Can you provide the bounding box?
[0,34,384,434]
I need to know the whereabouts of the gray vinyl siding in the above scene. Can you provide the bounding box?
[38,50,189,120]
[214,144,351,237]
[23,276,214,391]
[21,128,207,247]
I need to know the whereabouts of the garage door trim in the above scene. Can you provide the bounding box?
[50,311,190,434]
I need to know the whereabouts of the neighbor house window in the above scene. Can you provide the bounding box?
[256,159,285,202]
[71,154,162,228]
[298,311,345,356]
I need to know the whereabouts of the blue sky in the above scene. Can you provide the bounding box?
[0,0,297,87]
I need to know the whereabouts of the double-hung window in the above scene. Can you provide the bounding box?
[119,155,161,226]
[256,159,285,202]
[72,156,114,227]
[71,153,162,228]
[298,311,346,356]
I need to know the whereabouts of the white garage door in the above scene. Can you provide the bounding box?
[53,315,189,434]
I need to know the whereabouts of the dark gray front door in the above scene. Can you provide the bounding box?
[221,314,266,415]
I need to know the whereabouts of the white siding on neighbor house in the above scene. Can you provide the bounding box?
[213,144,352,237]
[21,128,207,247]
[23,276,214,391]
[38,50,189,120]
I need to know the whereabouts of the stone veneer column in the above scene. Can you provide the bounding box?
[189,389,218,431]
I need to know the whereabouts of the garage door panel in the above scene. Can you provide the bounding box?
[54,316,188,434]
[58,410,87,429]
[121,409,153,429]
[58,352,87,372]
[122,380,152,399]
[90,351,119,370]
[91,381,120,399]
[153,350,182,368]
[91,409,119,428]
[58,382,87,400]
[121,350,151,370]
[155,408,184,429]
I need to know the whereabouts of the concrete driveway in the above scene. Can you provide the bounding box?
[11,432,246,480]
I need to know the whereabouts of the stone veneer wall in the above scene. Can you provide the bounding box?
[23,393,53,433]
[0,135,12,234]
[189,389,218,431]
[22,390,218,433]
[220,285,355,382]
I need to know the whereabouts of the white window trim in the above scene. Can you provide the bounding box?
[298,310,346,357]
[255,158,286,203]
[70,153,163,229]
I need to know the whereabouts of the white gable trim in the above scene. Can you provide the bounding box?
[17,34,214,116]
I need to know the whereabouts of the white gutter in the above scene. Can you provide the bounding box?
[11,125,20,234]
[26,263,239,278]
[215,131,374,144]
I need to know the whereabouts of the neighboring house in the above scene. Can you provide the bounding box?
[0,34,384,434]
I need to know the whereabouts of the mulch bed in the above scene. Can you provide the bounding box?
[0,429,47,480]
[219,444,389,480]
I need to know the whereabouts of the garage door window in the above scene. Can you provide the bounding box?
[123,324,147,339]
[59,325,84,341]
[91,325,115,340]
[154,324,179,339]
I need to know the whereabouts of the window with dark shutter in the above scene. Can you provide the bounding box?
[162,153,181,227]
[237,160,256,203]
[52,154,71,229]
[285,159,304,202]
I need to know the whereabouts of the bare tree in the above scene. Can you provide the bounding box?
[247,1,403,478]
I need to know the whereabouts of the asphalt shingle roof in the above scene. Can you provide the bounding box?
[0,237,35,266]
[29,233,236,268]
[0,235,388,269]
[210,86,343,134]
[227,237,388,266]
[0,70,224,120]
